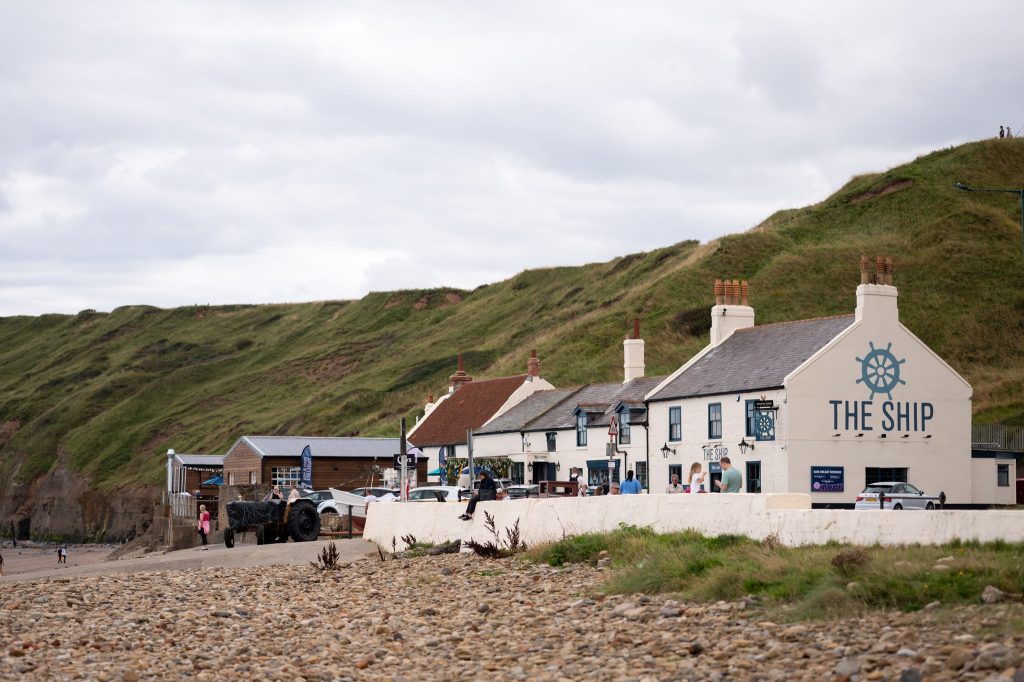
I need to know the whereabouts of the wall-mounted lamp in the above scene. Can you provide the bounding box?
[900,434,910,439]
[924,435,932,439]
[660,443,676,458]
[555,461,561,472]
[737,438,755,454]
[855,433,864,438]
[879,434,887,439]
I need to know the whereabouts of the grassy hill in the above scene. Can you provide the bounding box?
[2,138,1023,494]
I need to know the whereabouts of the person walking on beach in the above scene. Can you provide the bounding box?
[57,545,68,564]
[196,504,211,550]
[714,457,743,493]
[620,470,642,494]
[687,462,705,493]
[666,473,684,494]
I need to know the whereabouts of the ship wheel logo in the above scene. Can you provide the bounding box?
[855,341,906,400]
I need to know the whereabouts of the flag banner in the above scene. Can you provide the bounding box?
[300,445,313,489]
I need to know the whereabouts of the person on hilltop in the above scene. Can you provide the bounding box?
[459,471,497,521]
[620,470,643,494]
[666,473,684,494]
[196,504,211,551]
[1007,125,1015,139]
[714,457,743,493]
[687,462,705,493]
[1000,126,1005,138]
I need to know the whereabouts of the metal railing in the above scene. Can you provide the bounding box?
[972,425,1024,452]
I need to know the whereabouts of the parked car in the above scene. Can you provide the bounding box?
[302,489,338,504]
[350,487,399,498]
[317,489,373,516]
[854,482,939,510]
[506,484,541,500]
[408,486,466,503]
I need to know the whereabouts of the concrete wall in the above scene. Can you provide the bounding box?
[363,493,1024,550]
[971,459,1017,506]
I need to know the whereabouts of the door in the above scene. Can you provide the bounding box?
[545,463,557,482]
[745,461,762,493]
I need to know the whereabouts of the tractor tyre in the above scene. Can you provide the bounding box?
[288,502,321,542]
[224,528,235,549]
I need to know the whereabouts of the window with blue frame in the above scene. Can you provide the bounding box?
[745,400,757,437]
[576,413,588,446]
[546,432,557,452]
[619,407,631,444]
[668,406,681,442]
[708,403,722,439]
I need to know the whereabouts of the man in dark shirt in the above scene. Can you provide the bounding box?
[460,471,497,520]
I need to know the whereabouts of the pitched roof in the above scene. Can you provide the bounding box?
[513,377,666,432]
[174,454,224,467]
[408,375,528,447]
[476,387,580,435]
[237,436,400,459]
[648,315,855,401]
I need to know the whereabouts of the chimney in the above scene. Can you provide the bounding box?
[527,349,541,381]
[623,317,645,383]
[710,278,755,346]
[855,255,899,325]
[448,354,473,392]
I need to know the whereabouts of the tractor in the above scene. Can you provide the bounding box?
[222,498,320,548]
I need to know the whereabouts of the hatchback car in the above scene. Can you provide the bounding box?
[350,487,399,498]
[854,482,939,510]
[408,486,466,503]
[505,484,541,499]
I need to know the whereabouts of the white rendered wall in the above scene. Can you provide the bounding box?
[971,459,1017,506]
[785,287,973,504]
[364,494,1024,550]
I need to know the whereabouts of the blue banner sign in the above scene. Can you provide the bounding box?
[810,466,844,493]
[300,445,313,489]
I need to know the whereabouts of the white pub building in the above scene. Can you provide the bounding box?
[646,258,1012,505]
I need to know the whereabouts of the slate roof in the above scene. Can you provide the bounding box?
[174,454,224,467]
[408,375,528,447]
[238,436,400,459]
[476,388,580,435]
[648,315,855,401]
[490,376,666,433]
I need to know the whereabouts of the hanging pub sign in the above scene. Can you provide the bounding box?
[754,399,775,411]
[810,466,844,492]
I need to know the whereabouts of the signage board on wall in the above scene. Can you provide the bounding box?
[810,466,844,492]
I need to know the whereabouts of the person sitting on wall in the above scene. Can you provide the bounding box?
[496,489,510,502]
[459,471,497,521]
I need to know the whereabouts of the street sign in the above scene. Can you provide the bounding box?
[608,460,616,469]
[754,399,775,411]
[393,452,416,468]
[605,443,615,457]
[608,416,618,437]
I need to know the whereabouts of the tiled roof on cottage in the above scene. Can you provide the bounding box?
[476,388,580,435]
[648,315,855,401]
[408,375,528,447]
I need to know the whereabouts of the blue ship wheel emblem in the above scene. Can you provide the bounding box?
[855,341,906,399]
[754,412,774,440]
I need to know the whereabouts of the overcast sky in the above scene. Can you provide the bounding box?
[0,2,1019,316]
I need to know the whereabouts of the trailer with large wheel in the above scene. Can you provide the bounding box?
[222,498,320,548]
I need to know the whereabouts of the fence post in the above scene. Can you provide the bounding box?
[347,505,353,540]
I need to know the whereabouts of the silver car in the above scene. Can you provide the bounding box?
[854,482,939,510]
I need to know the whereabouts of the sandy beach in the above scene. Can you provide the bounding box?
[0,543,114,578]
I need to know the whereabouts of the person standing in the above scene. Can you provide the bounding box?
[459,471,497,521]
[715,457,743,493]
[665,474,684,494]
[287,483,301,502]
[196,504,211,550]
[1000,126,1005,138]
[620,470,642,494]
[1008,126,1015,139]
[0,549,4,576]
[687,463,705,493]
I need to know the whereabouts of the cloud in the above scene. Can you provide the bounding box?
[0,0,1018,315]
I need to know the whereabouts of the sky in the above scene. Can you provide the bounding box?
[0,1,1020,316]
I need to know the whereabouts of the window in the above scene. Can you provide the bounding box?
[864,467,908,486]
[249,471,257,485]
[271,466,301,488]
[745,400,757,437]
[511,462,525,485]
[228,472,235,486]
[745,461,761,493]
[546,432,557,452]
[576,413,588,447]
[618,408,631,445]
[997,463,1010,487]
[668,464,683,486]
[668,407,682,442]
[708,403,722,439]
[635,461,648,489]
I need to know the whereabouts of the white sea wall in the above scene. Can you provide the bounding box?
[362,494,1024,550]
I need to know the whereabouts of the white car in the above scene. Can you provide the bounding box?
[854,482,940,510]
[317,488,371,516]
[408,486,466,503]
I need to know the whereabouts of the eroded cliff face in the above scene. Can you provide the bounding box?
[0,467,159,542]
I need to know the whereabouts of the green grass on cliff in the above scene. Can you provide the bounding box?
[1,138,1023,490]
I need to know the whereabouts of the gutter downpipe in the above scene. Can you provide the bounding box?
[644,401,650,494]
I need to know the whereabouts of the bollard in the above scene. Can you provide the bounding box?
[938,491,946,510]
[879,492,884,510]
[347,505,353,540]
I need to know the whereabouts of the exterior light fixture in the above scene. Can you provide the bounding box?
[737,438,755,454]
[832,433,841,437]
[855,433,864,438]
[660,443,676,458]
[879,434,887,439]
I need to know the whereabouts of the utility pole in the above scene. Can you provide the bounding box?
[400,417,408,503]
[466,429,474,494]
